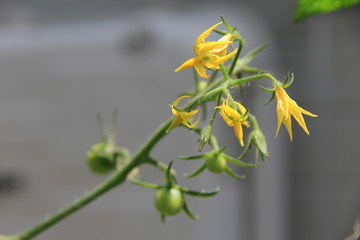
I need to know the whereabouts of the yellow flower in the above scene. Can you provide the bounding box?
[175,22,238,78]
[275,86,317,141]
[166,96,200,133]
[215,98,249,146]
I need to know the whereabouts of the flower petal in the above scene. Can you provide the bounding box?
[182,116,200,129]
[275,104,284,138]
[234,121,244,146]
[175,56,200,72]
[172,95,190,107]
[283,113,293,141]
[198,41,233,56]
[214,48,238,65]
[166,115,183,133]
[213,34,233,56]
[194,22,222,55]
[290,107,310,135]
[194,62,210,78]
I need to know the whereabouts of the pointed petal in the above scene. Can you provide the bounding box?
[290,107,310,135]
[214,48,238,65]
[194,22,222,54]
[283,114,293,141]
[180,109,199,118]
[235,102,247,115]
[194,62,210,78]
[182,116,200,129]
[198,41,232,55]
[275,105,284,138]
[290,101,318,117]
[215,34,233,56]
[175,56,200,72]
[166,115,183,133]
[218,33,233,42]
[216,106,235,126]
[234,122,244,146]
[172,95,190,107]
[171,107,179,116]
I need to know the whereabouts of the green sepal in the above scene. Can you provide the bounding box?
[180,186,220,198]
[220,16,233,32]
[251,129,270,162]
[259,85,275,92]
[282,72,294,88]
[161,214,166,223]
[179,90,194,97]
[182,199,199,220]
[217,146,228,154]
[128,178,162,189]
[223,154,259,168]
[184,163,207,178]
[213,29,228,36]
[225,166,246,180]
[264,91,276,105]
[241,108,249,119]
[238,136,253,160]
[177,154,207,160]
[165,161,174,186]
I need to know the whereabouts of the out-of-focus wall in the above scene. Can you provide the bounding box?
[0,1,359,240]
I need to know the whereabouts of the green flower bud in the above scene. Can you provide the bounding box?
[198,125,212,152]
[86,143,116,174]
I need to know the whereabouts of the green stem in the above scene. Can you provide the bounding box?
[248,113,260,130]
[230,73,277,87]
[228,41,243,76]
[13,75,229,240]
[209,93,222,126]
[219,64,230,81]
[202,73,276,101]
[16,159,138,240]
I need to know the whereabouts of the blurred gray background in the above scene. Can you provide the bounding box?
[0,0,359,240]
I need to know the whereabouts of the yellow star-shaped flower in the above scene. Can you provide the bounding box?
[275,86,317,140]
[166,96,200,133]
[216,98,249,146]
[175,22,238,78]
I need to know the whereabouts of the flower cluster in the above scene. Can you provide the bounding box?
[170,21,317,145]
[88,18,318,224]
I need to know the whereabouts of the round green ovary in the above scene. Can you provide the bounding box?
[155,188,184,216]
[86,143,115,174]
[206,155,227,173]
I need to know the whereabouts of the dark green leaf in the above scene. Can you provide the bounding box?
[294,0,360,22]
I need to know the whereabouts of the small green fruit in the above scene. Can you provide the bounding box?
[206,154,227,173]
[86,143,115,174]
[155,187,184,216]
